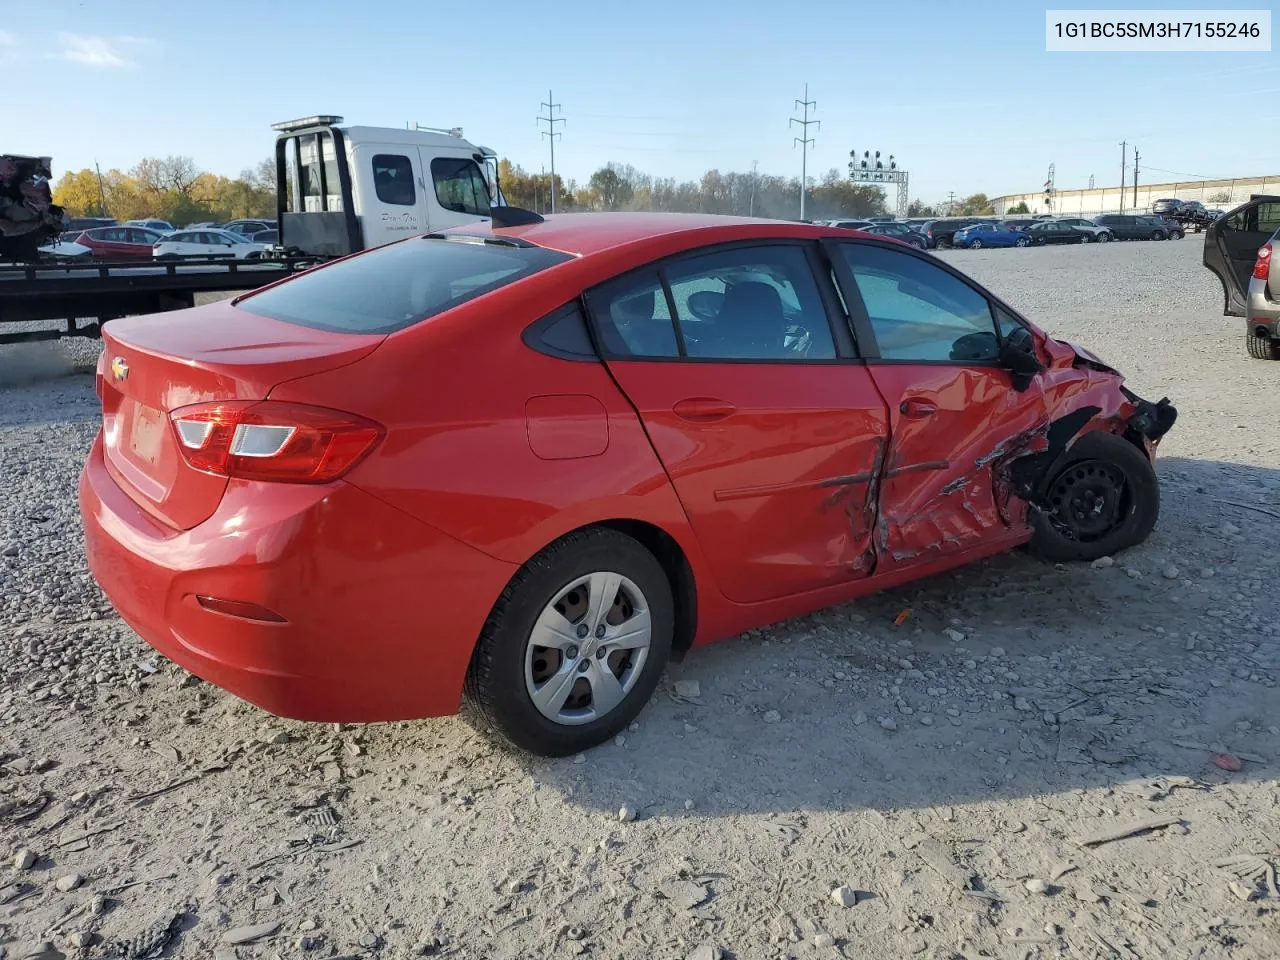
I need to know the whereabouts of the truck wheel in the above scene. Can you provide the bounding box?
[464,527,674,756]
[1027,431,1159,563]
[1246,333,1280,360]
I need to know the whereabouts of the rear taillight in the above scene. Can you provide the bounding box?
[1253,242,1272,280]
[168,401,383,483]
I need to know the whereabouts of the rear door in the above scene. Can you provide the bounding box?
[354,145,428,249]
[829,240,1047,570]
[587,242,890,603]
[1204,197,1280,315]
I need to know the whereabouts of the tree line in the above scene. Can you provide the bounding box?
[52,157,276,225]
[52,152,993,224]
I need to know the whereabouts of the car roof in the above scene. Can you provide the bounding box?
[446,212,855,257]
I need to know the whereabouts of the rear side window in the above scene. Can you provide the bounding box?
[585,271,680,358]
[431,158,491,216]
[373,154,415,206]
[238,237,572,334]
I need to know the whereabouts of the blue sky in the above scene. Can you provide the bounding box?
[6,1,1277,203]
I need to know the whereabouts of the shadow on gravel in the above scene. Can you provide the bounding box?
[509,455,1278,819]
[0,342,76,388]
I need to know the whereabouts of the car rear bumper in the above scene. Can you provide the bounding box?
[1246,277,1280,337]
[80,432,517,722]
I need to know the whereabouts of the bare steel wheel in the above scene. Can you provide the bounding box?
[525,572,652,725]
[465,527,674,756]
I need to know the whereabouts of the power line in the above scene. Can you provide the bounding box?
[790,83,818,221]
[537,90,565,213]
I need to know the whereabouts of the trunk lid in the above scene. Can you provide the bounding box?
[98,299,383,530]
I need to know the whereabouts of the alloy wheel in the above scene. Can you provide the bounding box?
[524,572,652,725]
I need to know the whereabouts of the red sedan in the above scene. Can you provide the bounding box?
[80,212,1177,756]
[74,225,166,258]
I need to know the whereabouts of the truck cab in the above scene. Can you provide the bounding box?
[271,116,502,259]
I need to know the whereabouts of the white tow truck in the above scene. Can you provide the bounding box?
[270,115,505,257]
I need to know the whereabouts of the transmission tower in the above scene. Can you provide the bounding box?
[790,84,818,220]
[537,91,565,213]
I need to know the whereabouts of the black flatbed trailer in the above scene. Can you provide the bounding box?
[0,256,310,345]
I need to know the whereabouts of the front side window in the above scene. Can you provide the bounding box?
[837,243,998,363]
[372,154,415,206]
[430,158,490,216]
[665,246,836,361]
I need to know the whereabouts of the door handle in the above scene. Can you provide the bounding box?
[899,397,938,418]
[673,397,737,422]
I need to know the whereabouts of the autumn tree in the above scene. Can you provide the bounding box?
[954,193,995,215]
[906,199,938,217]
[1006,200,1031,214]
[588,165,634,211]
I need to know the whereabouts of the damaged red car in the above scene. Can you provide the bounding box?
[80,212,1177,756]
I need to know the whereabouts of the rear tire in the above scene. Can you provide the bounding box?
[1080,233,1092,243]
[1027,431,1159,563]
[970,238,983,249]
[464,528,674,757]
[1246,332,1280,360]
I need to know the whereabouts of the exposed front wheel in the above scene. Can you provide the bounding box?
[1028,431,1159,563]
[1080,233,1092,243]
[465,528,674,756]
[1246,332,1280,360]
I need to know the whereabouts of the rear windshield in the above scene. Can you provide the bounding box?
[237,237,572,334]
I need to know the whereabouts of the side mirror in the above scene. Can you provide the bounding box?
[999,332,1044,392]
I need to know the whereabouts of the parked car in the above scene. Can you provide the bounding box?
[1024,221,1089,245]
[857,222,927,248]
[222,219,275,238]
[1092,214,1180,241]
[65,216,118,232]
[1152,215,1186,239]
[152,228,267,259]
[828,219,874,230]
[900,218,932,232]
[73,225,166,258]
[1001,218,1038,231]
[1201,194,1280,357]
[953,222,1030,249]
[1206,208,1226,220]
[126,219,175,234]
[81,212,1177,755]
[865,216,896,223]
[1054,217,1113,242]
[918,217,981,249]
[252,228,279,245]
[1152,198,1185,216]
[38,239,91,258]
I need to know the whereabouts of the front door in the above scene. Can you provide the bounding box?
[587,242,890,603]
[830,240,1046,571]
[421,151,492,233]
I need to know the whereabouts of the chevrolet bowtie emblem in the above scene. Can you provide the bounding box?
[110,357,129,382]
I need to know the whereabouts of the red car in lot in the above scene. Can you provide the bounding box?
[73,225,166,258]
[80,212,1176,755]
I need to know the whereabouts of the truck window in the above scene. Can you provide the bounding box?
[431,158,490,216]
[299,134,322,212]
[322,136,343,211]
[373,155,415,206]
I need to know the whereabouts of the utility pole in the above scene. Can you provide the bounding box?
[537,91,564,213]
[947,191,956,214]
[1118,141,1126,214]
[1132,147,1140,208]
[790,84,818,221]
[93,161,107,216]
[750,160,758,217]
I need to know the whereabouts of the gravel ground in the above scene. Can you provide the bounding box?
[1,239,1277,960]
